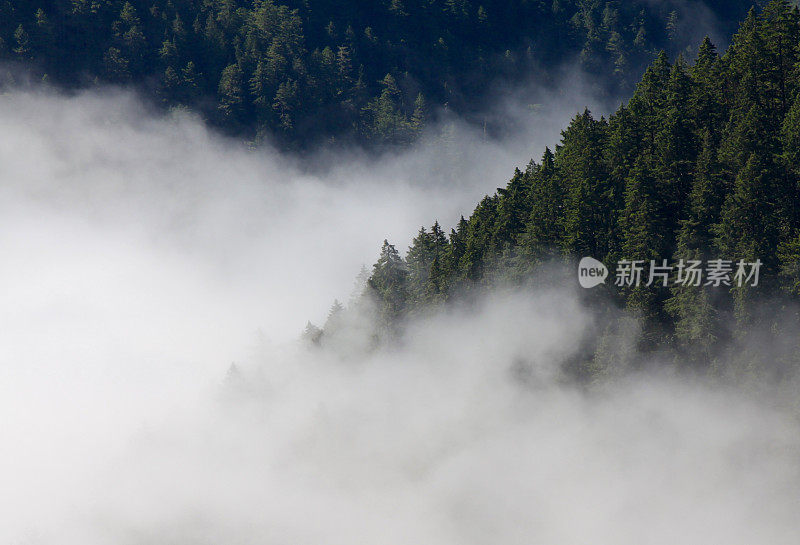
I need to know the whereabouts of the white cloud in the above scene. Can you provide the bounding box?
[1,85,798,545]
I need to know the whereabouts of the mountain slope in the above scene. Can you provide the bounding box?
[353,1,800,377]
[1,0,754,147]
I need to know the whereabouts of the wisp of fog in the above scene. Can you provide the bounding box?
[1,85,799,545]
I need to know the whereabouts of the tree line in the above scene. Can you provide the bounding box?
[321,1,800,380]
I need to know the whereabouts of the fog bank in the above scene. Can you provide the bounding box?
[1,86,799,545]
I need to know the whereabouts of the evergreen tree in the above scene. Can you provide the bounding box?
[323,299,345,336]
[218,63,245,124]
[519,148,565,265]
[13,25,31,59]
[558,109,611,259]
[406,222,449,307]
[368,240,409,326]
[652,58,696,255]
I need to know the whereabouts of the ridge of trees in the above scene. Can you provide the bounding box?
[326,1,800,380]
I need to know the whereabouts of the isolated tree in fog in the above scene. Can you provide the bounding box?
[302,321,323,345]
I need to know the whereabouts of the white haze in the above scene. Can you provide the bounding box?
[1,85,799,544]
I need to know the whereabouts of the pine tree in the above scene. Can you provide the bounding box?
[651,58,696,255]
[758,1,800,122]
[690,37,725,138]
[445,216,469,284]
[519,148,565,265]
[114,2,147,74]
[406,227,434,305]
[180,61,203,102]
[363,74,413,144]
[604,104,642,263]
[103,47,130,82]
[323,299,345,336]
[493,167,532,253]
[459,195,499,283]
[368,240,409,326]
[558,109,611,259]
[218,63,245,124]
[618,152,669,346]
[406,222,448,307]
[715,148,786,328]
[301,321,323,346]
[273,78,299,131]
[13,25,31,59]
[717,150,784,275]
[161,66,181,102]
[627,51,671,150]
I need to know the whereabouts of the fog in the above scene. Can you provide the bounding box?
[2,85,800,544]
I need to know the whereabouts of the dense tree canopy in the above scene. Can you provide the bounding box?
[357,1,800,379]
[0,0,755,148]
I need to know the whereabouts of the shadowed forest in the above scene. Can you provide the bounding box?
[1,0,755,146]
[315,3,800,380]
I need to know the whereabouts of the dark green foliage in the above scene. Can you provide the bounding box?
[406,222,449,306]
[518,148,565,267]
[559,110,611,258]
[0,0,753,148]
[362,74,420,145]
[368,240,409,328]
[359,1,800,377]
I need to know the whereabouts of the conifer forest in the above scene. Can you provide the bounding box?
[4,2,800,543]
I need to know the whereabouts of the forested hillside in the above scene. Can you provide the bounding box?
[323,2,800,379]
[0,0,754,147]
